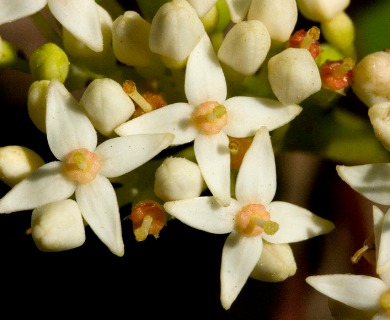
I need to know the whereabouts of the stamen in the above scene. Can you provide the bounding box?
[133,215,153,242]
[191,101,228,135]
[122,80,153,113]
[287,27,320,59]
[228,137,252,170]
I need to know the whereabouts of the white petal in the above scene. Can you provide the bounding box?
[0,0,46,25]
[96,133,174,178]
[263,201,335,243]
[373,205,385,263]
[187,0,217,18]
[194,133,231,206]
[236,127,276,205]
[224,97,302,137]
[185,34,227,106]
[377,208,390,276]
[225,0,252,23]
[48,0,103,52]
[373,311,390,320]
[306,274,386,311]
[336,164,390,205]
[75,175,124,256]
[0,162,76,213]
[114,103,197,145]
[46,80,97,160]
[220,230,263,310]
[163,197,240,234]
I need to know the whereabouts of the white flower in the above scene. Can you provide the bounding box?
[0,80,174,256]
[0,0,103,52]
[306,206,390,319]
[115,34,302,206]
[163,127,335,309]
[296,0,350,23]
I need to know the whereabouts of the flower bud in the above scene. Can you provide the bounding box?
[268,47,322,104]
[0,37,18,69]
[112,11,154,67]
[187,0,217,18]
[296,0,350,22]
[351,50,390,108]
[218,20,270,76]
[27,80,50,133]
[248,0,297,43]
[29,43,69,83]
[154,157,205,202]
[31,199,86,252]
[149,0,205,63]
[80,78,135,136]
[250,242,297,282]
[368,101,390,152]
[0,146,44,187]
[320,11,356,59]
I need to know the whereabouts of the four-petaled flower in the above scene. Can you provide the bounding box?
[163,126,335,309]
[0,80,174,256]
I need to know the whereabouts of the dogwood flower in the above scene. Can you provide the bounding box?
[163,127,335,309]
[0,0,103,52]
[115,34,302,206]
[306,206,390,320]
[0,80,174,256]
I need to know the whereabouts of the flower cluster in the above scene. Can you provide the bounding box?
[0,0,389,316]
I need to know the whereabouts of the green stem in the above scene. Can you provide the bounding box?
[30,12,62,47]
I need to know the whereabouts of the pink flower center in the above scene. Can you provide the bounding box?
[236,203,279,237]
[64,148,101,184]
[191,101,228,135]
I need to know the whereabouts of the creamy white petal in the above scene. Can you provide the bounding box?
[263,201,335,243]
[306,274,386,311]
[48,0,103,52]
[225,0,252,23]
[46,80,97,161]
[373,206,385,264]
[75,174,124,257]
[96,133,174,178]
[377,207,390,277]
[235,127,276,205]
[187,0,217,17]
[336,164,390,205]
[0,0,47,25]
[0,162,76,213]
[114,103,197,145]
[220,230,263,310]
[373,311,390,320]
[163,197,240,234]
[224,97,302,137]
[194,132,231,206]
[185,34,227,106]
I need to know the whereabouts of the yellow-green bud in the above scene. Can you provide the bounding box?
[296,0,350,23]
[0,37,18,69]
[80,78,135,136]
[187,0,217,18]
[0,145,45,187]
[27,80,50,133]
[29,43,69,83]
[250,242,297,282]
[31,199,86,252]
[200,4,218,34]
[315,43,344,68]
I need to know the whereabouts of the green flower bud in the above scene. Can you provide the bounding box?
[200,4,218,34]
[351,50,390,108]
[218,20,270,76]
[31,199,86,252]
[250,242,297,282]
[0,145,44,187]
[80,78,135,136]
[315,43,345,68]
[0,37,18,69]
[29,42,69,83]
[296,0,350,23]
[268,47,322,104]
[248,0,297,43]
[154,157,205,201]
[320,11,356,59]
[27,80,50,133]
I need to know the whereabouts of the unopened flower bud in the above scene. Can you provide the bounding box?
[248,0,297,43]
[368,101,390,152]
[149,0,205,63]
[268,47,322,104]
[0,146,44,187]
[29,43,69,83]
[112,11,154,67]
[0,37,18,69]
[80,78,135,136]
[154,157,205,202]
[31,199,86,252]
[27,80,50,133]
[187,0,217,18]
[320,11,356,59]
[218,20,270,76]
[250,242,297,282]
[296,0,350,23]
[351,50,390,108]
